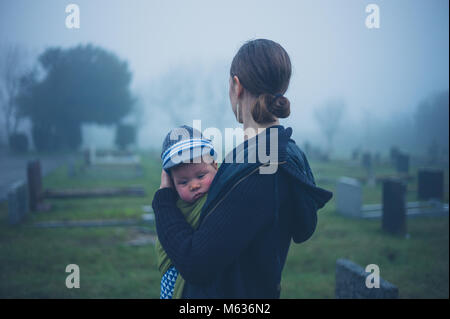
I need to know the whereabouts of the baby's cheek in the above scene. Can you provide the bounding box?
[179,190,192,202]
[175,186,191,202]
[203,175,215,191]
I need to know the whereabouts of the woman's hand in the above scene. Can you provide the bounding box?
[159,169,174,189]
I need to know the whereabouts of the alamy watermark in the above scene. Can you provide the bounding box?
[65,4,80,29]
[168,120,280,174]
[65,4,379,30]
[365,4,380,29]
[65,264,80,288]
[365,264,380,288]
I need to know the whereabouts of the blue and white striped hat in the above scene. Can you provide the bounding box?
[161,125,216,172]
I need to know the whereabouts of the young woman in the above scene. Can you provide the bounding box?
[152,39,332,298]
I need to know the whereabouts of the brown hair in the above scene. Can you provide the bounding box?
[230,39,292,124]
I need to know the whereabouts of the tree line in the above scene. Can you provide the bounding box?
[0,43,448,159]
[0,43,136,152]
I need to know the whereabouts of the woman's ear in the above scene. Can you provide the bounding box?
[233,75,243,98]
[212,161,218,170]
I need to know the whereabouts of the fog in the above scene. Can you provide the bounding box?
[0,0,448,158]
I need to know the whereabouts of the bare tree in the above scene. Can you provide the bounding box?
[0,44,29,141]
[414,90,449,153]
[202,63,236,130]
[314,98,346,155]
[146,63,234,130]
[147,67,197,127]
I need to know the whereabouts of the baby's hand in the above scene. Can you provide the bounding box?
[159,169,174,189]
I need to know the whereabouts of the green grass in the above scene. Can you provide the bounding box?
[0,153,448,298]
[281,207,449,298]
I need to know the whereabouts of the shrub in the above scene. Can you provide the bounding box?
[115,124,136,150]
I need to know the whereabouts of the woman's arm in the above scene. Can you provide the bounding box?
[152,171,277,285]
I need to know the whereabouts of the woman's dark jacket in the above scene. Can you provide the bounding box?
[152,125,332,298]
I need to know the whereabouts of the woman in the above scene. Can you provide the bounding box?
[152,39,332,298]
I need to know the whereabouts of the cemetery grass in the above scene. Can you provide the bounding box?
[0,154,448,298]
[0,152,163,298]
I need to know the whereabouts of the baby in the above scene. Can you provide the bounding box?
[155,125,218,299]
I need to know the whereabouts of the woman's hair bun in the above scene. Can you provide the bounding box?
[251,93,290,124]
[269,94,290,119]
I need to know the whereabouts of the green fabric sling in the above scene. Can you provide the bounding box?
[155,194,207,299]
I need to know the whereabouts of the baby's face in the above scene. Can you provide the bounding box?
[171,161,218,203]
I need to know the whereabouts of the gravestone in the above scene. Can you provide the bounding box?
[8,180,29,225]
[84,149,91,165]
[336,177,362,217]
[361,152,372,170]
[362,153,375,186]
[418,169,444,201]
[390,146,400,164]
[352,148,360,161]
[44,186,146,198]
[374,152,381,166]
[27,160,43,212]
[142,213,155,225]
[335,259,399,299]
[382,179,407,235]
[84,146,96,165]
[395,152,409,174]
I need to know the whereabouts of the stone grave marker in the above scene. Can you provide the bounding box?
[395,152,410,174]
[352,148,360,161]
[336,177,362,218]
[335,258,399,299]
[382,178,407,236]
[84,146,96,166]
[7,180,29,225]
[26,158,145,202]
[362,152,372,170]
[418,169,444,201]
[27,160,43,212]
[84,149,91,166]
[44,186,146,199]
[362,152,375,186]
[390,146,400,164]
[374,152,381,165]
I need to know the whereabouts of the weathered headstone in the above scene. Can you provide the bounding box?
[27,160,43,212]
[84,149,91,165]
[352,148,360,161]
[382,178,407,235]
[418,169,444,201]
[361,152,372,170]
[7,180,29,225]
[84,146,96,165]
[336,177,362,217]
[395,152,410,174]
[335,259,399,299]
[374,152,381,166]
[390,146,400,164]
[44,186,146,198]
[142,213,155,225]
[33,219,140,228]
[362,152,375,186]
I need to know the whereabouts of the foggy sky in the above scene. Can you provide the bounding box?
[0,0,448,152]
